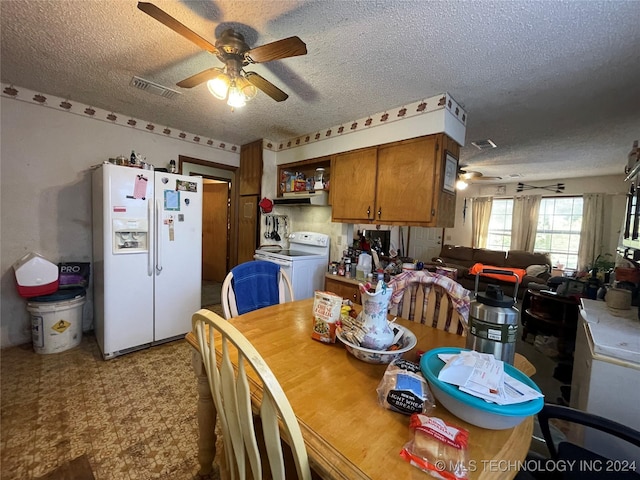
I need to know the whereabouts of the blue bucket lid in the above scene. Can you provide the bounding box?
[28,287,86,303]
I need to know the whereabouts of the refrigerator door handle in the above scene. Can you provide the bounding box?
[147,198,153,276]
[155,198,163,273]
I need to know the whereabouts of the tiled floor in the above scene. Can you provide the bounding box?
[0,332,217,480]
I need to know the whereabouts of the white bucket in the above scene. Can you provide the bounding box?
[27,289,85,354]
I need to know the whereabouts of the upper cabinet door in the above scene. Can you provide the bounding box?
[331,147,378,222]
[239,140,263,196]
[375,136,438,224]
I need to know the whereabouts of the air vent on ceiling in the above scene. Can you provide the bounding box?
[471,139,497,150]
[129,76,181,99]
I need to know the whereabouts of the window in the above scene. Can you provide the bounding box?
[534,197,583,269]
[486,199,512,251]
[486,196,583,269]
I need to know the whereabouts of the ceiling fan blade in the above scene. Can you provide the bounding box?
[137,2,218,54]
[244,36,307,63]
[245,72,288,102]
[176,68,223,88]
[459,171,482,180]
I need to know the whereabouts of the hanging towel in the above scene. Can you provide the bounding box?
[389,270,471,321]
[231,260,281,315]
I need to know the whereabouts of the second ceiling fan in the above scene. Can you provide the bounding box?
[458,166,502,182]
[137,2,307,105]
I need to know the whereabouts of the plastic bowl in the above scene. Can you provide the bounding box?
[336,325,417,364]
[420,347,544,430]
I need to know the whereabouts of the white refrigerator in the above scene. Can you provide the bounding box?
[92,163,202,359]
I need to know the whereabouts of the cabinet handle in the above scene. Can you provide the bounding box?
[377,207,382,219]
[367,206,371,219]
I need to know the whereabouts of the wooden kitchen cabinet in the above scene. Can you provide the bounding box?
[324,275,362,304]
[331,147,378,221]
[376,136,438,224]
[239,139,263,196]
[330,134,457,227]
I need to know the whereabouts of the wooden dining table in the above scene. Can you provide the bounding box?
[185,298,536,480]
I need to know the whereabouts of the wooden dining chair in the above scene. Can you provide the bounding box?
[221,260,294,319]
[192,309,312,480]
[388,271,471,336]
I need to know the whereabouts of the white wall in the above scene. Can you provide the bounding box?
[1,96,239,348]
[444,176,627,256]
[273,97,462,165]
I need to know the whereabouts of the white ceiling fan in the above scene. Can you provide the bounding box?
[456,166,502,190]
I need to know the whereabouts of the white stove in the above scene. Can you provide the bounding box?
[254,232,330,301]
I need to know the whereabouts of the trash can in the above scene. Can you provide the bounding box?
[27,287,86,354]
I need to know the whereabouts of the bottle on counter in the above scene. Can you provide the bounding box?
[344,258,352,278]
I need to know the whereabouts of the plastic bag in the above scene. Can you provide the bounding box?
[400,414,469,480]
[376,359,435,415]
[311,291,342,343]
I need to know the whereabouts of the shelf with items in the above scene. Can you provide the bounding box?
[521,289,579,358]
[277,156,331,197]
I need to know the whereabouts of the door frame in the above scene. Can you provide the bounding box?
[179,156,239,268]
[202,179,231,281]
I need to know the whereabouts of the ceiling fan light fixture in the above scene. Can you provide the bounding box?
[207,72,230,100]
[226,82,246,108]
[236,75,257,100]
[456,179,469,190]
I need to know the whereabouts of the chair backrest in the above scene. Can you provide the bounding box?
[388,271,470,336]
[221,261,294,319]
[537,403,640,476]
[192,309,312,480]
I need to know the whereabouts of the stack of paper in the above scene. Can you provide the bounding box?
[437,351,543,405]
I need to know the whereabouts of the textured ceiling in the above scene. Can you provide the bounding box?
[2,0,639,183]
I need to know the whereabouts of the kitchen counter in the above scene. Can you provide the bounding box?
[325,272,361,285]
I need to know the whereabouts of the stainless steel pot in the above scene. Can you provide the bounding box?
[465,269,520,365]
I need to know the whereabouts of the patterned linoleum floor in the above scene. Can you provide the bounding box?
[0,330,219,480]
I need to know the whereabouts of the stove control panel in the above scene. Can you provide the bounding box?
[289,232,329,247]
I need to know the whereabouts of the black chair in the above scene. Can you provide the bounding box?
[533,403,640,480]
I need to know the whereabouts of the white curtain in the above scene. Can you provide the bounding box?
[471,197,493,248]
[511,195,542,252]
[578,193,605,271]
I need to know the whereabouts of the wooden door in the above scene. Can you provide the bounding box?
[203,182,229,282]
[376,136,438,224]
[331,147,378,222]
[237,195,258,265]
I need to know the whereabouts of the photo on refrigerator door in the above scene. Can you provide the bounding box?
[164,190,180,210]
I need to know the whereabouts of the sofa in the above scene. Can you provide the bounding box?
[430,244,552,299]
